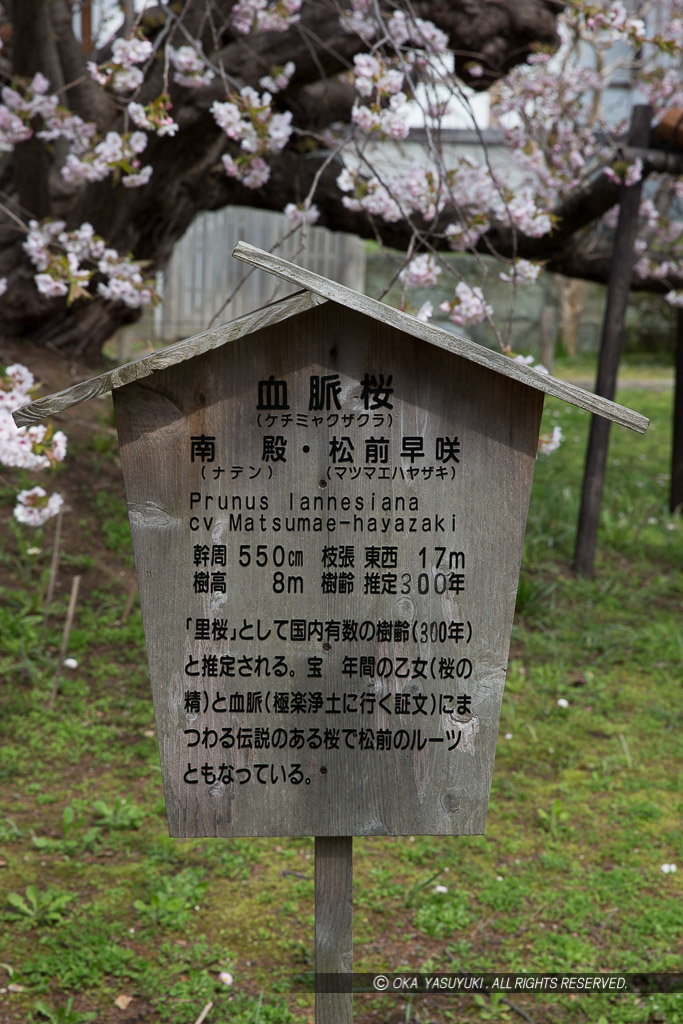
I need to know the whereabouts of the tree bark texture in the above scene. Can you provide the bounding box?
[0,0,660,363]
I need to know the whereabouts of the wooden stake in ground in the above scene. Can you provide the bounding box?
[43,506,63,621]
[49,574,81,710]
[315,837,353,1024]
[671,310,683,514]
[121,580,138,622]
[192,1001,213,1024]
[574,104,652,576]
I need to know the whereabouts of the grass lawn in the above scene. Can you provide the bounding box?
[0,353,680,1024]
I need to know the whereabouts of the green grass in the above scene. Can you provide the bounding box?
[0,371,680,1024]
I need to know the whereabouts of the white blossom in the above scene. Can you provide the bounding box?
[499,259,542,283]
[399,253,441,287]
[13,486,64,526]
[284,202,320,225]
[538,426,563,455]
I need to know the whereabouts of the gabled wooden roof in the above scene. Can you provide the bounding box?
[232,243,648,433]
[13,289,324,427]
[14,242,648,432]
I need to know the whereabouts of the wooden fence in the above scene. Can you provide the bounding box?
[155,207,367,342]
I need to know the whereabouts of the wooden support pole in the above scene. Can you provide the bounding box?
[315,836,353,1024]
[49,574,81,709]
[671,310,683,513]
[43,506,63,620]
[574,104,652,576]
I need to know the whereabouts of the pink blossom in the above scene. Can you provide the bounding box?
[625,158,643,187]
[35,275,68,299]
[231,0,301,35]
[351,103,381,132]
[336,168,355,193]
[665,290,683,308]
[499,259,542,284]
[112,36,153,67]
[339,0,378,40]
[122,166,153,188]
[128,95,178,137]
[242,157,271,188]
[284,202,320,225]
[386,11,448,53]
[87,61,110,86]
[353,53,381,82]
[13,486,64,526]
[440,282,492,326]
[267,111,293,150]
[399,254,441,287]
[0,364,35,415]
[379,97,410,139]
[168,45,215,88]
[211,101,243,138]
[506,192,552,237]
[446,222,488,251]
[259,62,296,93]
[0,104,32,150]
[221,154,239,178]
[5,363,34,393]
[538,426,563,455]
[111,66,144,93]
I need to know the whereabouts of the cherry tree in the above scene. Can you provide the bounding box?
[0,0,682,363]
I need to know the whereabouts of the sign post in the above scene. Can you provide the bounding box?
[315,836,353,1023]
[14,245,648,1023]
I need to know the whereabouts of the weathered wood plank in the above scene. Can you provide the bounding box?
[315,837,353,1024]
[12,290,326,427]
[113,300,543,838]
[232,242,649,434]
[160,207,366,340]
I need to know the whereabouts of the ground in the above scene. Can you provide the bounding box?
[0,337,680,1024]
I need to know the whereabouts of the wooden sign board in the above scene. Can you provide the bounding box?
[113,299,541,837]
[13,244,648,841]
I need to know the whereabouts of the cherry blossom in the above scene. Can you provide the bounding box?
[538,426,563,455]
[23,220,157,309]
[1,361,68,528]
[2,419,66,470]
[399,254,442,288]
[212,87,292,189]
[127,97,179,138]
[86,32,153,95]
[440,282,493,326]
[168,45,215,89]
[13,486,64,527]
[2,0,683,346]
[284,202,320,226]
[499,260,543,284]
[231,0,302,35]
[259,62,296,94]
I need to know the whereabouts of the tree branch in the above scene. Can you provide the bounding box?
[50,0,117,129]
[11,0,51,217]
[412,0,564,87]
